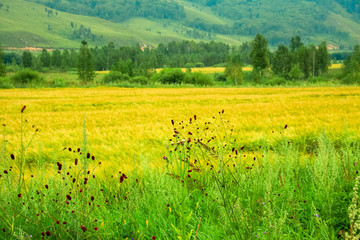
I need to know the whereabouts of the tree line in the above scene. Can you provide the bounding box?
[1,34,359,85]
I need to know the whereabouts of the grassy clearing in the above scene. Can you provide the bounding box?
[0,101,360,239]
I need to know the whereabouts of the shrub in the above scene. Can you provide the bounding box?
[155,68,185,84]
[184,72,214,86]
[342,72,360,84]
[183,63,195,68]
[131,76,149,85]
[102,71,130,84]
[11,69,44,85]
[214,73,227,82]
[194,62,205,68]
[0,77,14,89]
[53,78,67,88]
[308,76,328,84]
[263,76,287,86]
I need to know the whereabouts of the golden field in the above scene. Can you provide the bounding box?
[96,64,341,74]
[0,87,359,173]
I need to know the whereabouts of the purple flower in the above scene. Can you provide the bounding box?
[314,214,319,218]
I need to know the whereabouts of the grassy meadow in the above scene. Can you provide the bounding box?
[1,87,360,239]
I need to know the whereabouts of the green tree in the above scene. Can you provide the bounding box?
[298,46,311,78]
[40,49,51,68]
[78,40,95,82]
[315,41,330,75]
[250,34,269,78]
[225,54,243,85]
[352,44,360,63]
[272,45,292,78]
[0,44,6,77]
[69,49,78,69]
[51,49,62,69]
[308,44,317,77]
[342,44,360,83]
[61,49,70,70]
[113,59,134,77]
[22,50,33,68]
[290,35,303,52]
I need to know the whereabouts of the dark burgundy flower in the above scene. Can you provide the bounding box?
[285,124,288,129]
[77,148,80,152]
[2,228,5,232]
[75,158,78,165]
[72,178,76,183]
[63,221,67,224]
[45,185,48,189]
[194,115,196,120]
[240,146,245,150]
[87,153,90,159]
[68,148,72,152]
[91,156,95,160]
[18,194,21,198]
[94,227,98,231]
[152,236,156,240]
[91,196,94,201]
[66,195,72,200]
[57,163,62,171]
[3,170,8,174]
[56,221,60,224]
[46,231,50,236]
[41,232,45,236]
[81,225,87,232]
[21,105,26,113]
[171,119,174,125]
[10,154,14,160]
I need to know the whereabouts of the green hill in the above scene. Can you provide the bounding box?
[0,0,243,48]
[0,0,360,48]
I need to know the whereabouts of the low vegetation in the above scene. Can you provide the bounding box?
[0,35,359,88]
[0,105,360,239]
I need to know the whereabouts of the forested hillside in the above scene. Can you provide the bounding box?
[24,0,360,46]
[27,0,186,22]
[1,0,360,48]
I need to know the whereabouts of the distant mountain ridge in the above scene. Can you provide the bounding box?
[0,0,359,48]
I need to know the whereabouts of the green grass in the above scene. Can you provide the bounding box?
[0,109,359,239]
[0,0,244,48]
[1,0,360,49]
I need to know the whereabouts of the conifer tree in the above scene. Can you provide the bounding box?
[78,40,95,82]
[0,44,6,77]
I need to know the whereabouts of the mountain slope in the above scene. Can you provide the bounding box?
[0,0,359,48]
[0,0,243,48]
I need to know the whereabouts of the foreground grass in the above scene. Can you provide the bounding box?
[0,109,359,239]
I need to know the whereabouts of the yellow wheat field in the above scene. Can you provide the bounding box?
[97,64,340,74]
[0,87,359,173]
